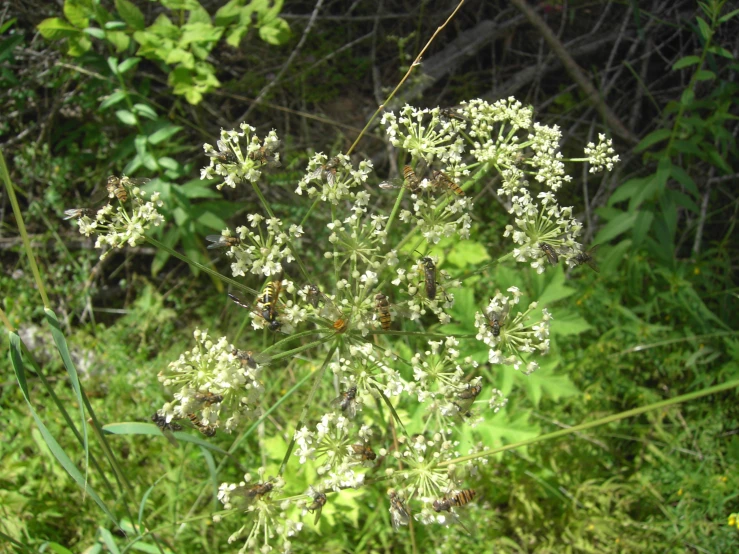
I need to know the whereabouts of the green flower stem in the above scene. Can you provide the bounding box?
[440,379,739,467]
[269,335,335,362]
[300,197,321,227]
[611,330,739,357]
[261,329,332,355]
[278,344,338,475]
[366,330,477,338]
[146,237,259,297]
[383,184,406,238]
[1,148,50,307]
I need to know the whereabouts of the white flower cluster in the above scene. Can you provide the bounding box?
[381,105,465,164]
[324,195,389,270]
[157,329,265,432]
[296,153,374,204]
[392,256,458,324]
[215,216,303,278]
[474,287,551,373]
[71,184,163,259]
[293,412,374,491]
[216,470,302,554]
[331,343,406,398]
[584,133,620,173]
[397,186,473,244]
[201,124,281,190]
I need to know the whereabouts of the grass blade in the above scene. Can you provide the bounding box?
[103,422,230,455]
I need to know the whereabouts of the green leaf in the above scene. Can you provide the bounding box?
[225,23,249,47]
[105,30,130,52]
[446,240,491,268]
[601,239,631,273]
[195,210,227,230]
[99,89,127,110]
[117,56,140,74]
[64,0,91,28]
[608,176,650,205]
[151,226,178,275]
[632,210,654,247]
[67,33,92,56]
[98,528,121,554]
[520,360,579,407]
[38,17,80,40]
[707,45,733,59]
[165,47,195,68]
[157,157,180,171]
[115,0,145,30]
[44,543,75,554]
[669,164,699,196]
[694,69,715,81]
[137,474,168,528]
[148,124,183,144]
[671,55,700,70]
[132,103,158,120]
[115,109,138,126]
[103,422,230,455]
[258,17,290,45]
[549,310,592,336]
[634,128,671,153]
[718,8,739,23]
[536,269,576,306]
[214,0,242,26]
[9,333,119,528]
[179,178,221,198]
[680,88,695,106]
[593,210,637,244]
[107,56,119,74]
[104,21,127,30]
[188,4,212,25]
[475,410,540,458]
[696,16,712,41]
[660,190,677,239]
[83,27,105,39]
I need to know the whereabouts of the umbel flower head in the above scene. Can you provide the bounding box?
[157,329,265,432]
[68,180,163,260]
[381,105,465,164]
[216,469,302,554]
[201,124,281,190]
[296,153,374,204]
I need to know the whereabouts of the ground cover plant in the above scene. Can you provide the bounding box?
[2,1,739,553]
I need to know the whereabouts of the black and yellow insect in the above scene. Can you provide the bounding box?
[187,413,217,437]
[432,489,476,512]
[63,208,96,220]
[432,170,465,196]
[194,391,223,406]
[229,278,283,331]
[375,293,392,330]
[205,234,241,249]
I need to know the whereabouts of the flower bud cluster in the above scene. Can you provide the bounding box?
[296,153,374,204]
[584,133,620,173]
[381,105,465,164]
[157,329,265,432]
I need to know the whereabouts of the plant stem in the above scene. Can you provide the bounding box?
[440,379,739,466]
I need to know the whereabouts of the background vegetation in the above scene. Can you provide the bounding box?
[2,0,738,552]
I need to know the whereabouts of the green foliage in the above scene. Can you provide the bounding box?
[38,0,291,104]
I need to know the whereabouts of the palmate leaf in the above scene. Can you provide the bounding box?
[516,358,579,407]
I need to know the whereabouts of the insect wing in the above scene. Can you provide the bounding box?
[379,177,404,190]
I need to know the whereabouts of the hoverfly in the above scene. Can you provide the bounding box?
[248,141,281,167]
[419,257,438,300]
[539,243,559,265]
[229,279,283,332]
[206,140,238,165]
[107,175,150,203]
[319,293,350,334]
[454,383,482,417]
[432,489,476,512]
[194,391,224,407]
[375,292,392,331]
[187,413,217,437]
[306,490,327,525]
[332,385,358,418]
[388,490,410,529]
[379,165,423,194]
[431,170,465,196]
[308,156,340,185]
[205,234,241,249]
[233,348,271,369]
[232,481,274,504]
[151,411,181,446]
[63,207,97,220]
[439,106,466,122]
[351,443,377,462]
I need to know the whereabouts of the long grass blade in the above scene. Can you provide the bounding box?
[103,422,230,455]
[9,332,120,528]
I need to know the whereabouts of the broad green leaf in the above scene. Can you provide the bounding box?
[669,164,699,196]
[99,89,127,110]
[707,45,733,59]
[536,269,576,306]
[196,211,227,231]
[718,8,739,23]
[64,0,91,28]
[98,528,121,554]
[38,17,80,40]
[165,47,195,68]
[680,88,695,106]
[180,178,220,198]
[608,176,650,205]
[694,69,715,81]
[446,240,491,268]
[115,0,145,30]
[671,55,700,70]
[225,23,249,47]
[259,17,290,45]
[132,103,158,120]
[475,410,540,458]
[672,139,702,157]
[519,360,579,407]
[696,17,712,41]
[214,0,242,26]
[593,210,637,244]
[107,56,119,74]
[669,189,699,214]
[45,544,76,554]
[187,4,212,25]
[180,23,222,46]
[9,333,119,528]
[161,0,201,9]
[117,56,140,74]
[601,239,631,273]
[634,129,671,153]
[83,27,105,39]
[116,109,137,126]
[151,226,178,275]
[104,21,127,30]
[105,30,130,52]
[148,124,183,144]
[549,309,592,336]
[157,156,180,171]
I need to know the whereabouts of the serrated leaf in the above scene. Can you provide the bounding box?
[258,17,290,45]
[519,360,579,407]
[672,55,701,70]
[38,17,80,40]
[475,409,540,456]
[115,0,145,30]
[549,309,592,336]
